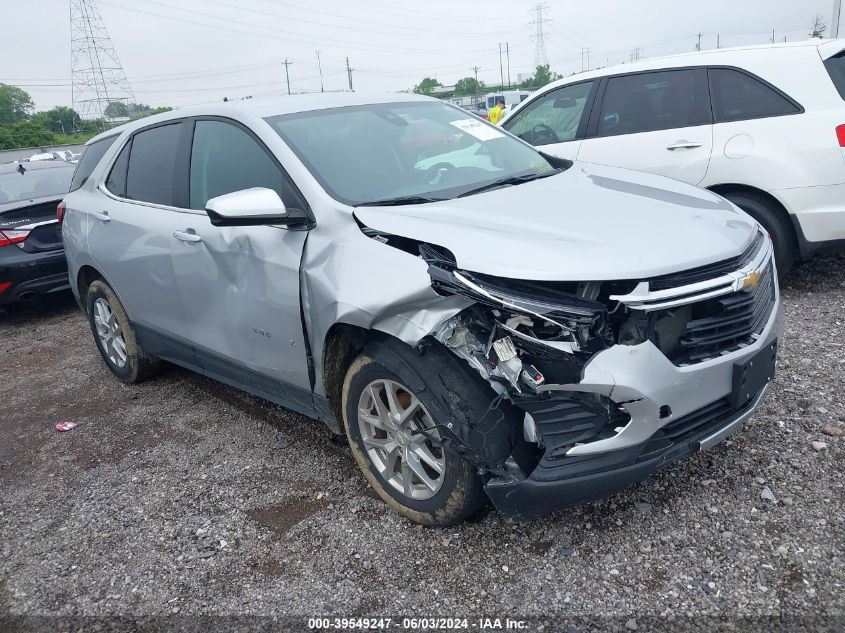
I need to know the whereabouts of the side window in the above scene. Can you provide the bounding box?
[105,140,131,198]
[597,69,704,137]
[709,68,800,122]
[189,120,291,210]
[126,122,183,206]
[69,135,118,191]
[504,81,594,145]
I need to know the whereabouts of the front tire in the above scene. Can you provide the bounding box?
[723,191,797,276]
[86,280,160,383]
[341,340,507,526]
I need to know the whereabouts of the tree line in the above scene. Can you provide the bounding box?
[413,64,561,97]
[0,84,171,151]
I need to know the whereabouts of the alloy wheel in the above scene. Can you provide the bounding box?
[356,379,446,500]
[93,297,128,368]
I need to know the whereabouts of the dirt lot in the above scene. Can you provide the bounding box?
[1,256,844,630]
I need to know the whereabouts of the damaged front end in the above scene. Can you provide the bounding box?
[354,217,779,519]
[419,245,643,509]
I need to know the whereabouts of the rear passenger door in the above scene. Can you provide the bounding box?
[503,80,596,160]
[577,68,713,184]
[169,117,313,403]
[90,121,197,366]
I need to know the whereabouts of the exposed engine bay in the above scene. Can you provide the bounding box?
[415,242,638,475]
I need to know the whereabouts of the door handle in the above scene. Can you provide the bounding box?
[173,230,202,243]
[666,141,703,151]
[92,210,110,222]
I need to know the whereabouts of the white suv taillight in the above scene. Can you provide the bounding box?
[837,124,845,147]
[57,200,66,224]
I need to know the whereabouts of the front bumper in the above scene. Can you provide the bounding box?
[486,385,769,518]
[0,246,69,305]
[485,286,782,519]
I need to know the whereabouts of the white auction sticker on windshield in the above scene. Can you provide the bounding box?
[450,118,505,141]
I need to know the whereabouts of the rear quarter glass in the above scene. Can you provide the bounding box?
[70,135,119,192]
[824,50,845,100]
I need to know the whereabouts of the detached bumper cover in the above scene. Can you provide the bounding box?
[486,386,768,519]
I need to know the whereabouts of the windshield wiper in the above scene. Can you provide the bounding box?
[456,169,561,198]
[357,194,446,207]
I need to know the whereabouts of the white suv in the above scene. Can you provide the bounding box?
[502,40,845,274]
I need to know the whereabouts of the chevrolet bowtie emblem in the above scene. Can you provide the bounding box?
[739,270,762,290]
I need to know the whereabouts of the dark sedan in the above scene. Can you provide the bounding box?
[0,160,75,305]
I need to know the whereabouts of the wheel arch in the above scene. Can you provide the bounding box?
[322,322,392,432]
[76,265,105,315]
[707,183,802,260]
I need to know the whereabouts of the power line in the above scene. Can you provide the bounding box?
[207,0,517,39]
[99,0,502,55]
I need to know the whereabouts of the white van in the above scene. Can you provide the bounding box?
[476,90,531,118]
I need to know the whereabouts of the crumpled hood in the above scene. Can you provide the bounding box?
[354,162,759,281]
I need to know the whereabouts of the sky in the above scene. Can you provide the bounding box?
[0,0,840,112]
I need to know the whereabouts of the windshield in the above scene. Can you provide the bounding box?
[266,101,555,205]
[0,166,74,205]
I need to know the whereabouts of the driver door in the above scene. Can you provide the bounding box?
[502,80,597,160]
[170,118,314,403]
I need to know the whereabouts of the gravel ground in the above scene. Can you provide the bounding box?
[1,256,844,632]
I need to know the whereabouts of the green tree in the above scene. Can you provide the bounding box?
[413,77,441,95]
[0,84,35,126]
[454,77,485,96]
[0,120,54,151]
[104,101,129,119]
[521,64,560,89]
[40,106,79,134]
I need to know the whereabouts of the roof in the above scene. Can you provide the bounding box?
[86,91,433,146]
[543,39,840,88]
[0,160,75,174]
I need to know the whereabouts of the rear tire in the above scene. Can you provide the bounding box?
[86,280,160,383]
[723,191,796,276]
[342,339,512,526]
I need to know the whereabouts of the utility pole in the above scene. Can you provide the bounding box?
[771,29,775,43]
[282,58,292,95]
[833,0,842,38]
[498,44,504,89]
[716,33,720,49]
[505,42,511,88]
[696,32,703,51]
[346,57,354,91]
[580,47,590,72]
[471,65,481,99]
[315,50,324,92]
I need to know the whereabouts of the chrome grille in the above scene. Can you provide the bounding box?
[660,261,776,365]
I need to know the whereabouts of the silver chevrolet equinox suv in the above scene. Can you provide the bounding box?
[62,93,781,525]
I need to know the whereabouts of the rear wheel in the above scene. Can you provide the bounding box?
[86,280,160,383]
[723,191,797,276]
[341,340,509,526]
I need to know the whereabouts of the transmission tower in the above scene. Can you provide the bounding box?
[70,0,135,131]
[528,3,550,68]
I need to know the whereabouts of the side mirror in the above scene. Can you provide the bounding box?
[553,97,576,108]
[205,187,289,227]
